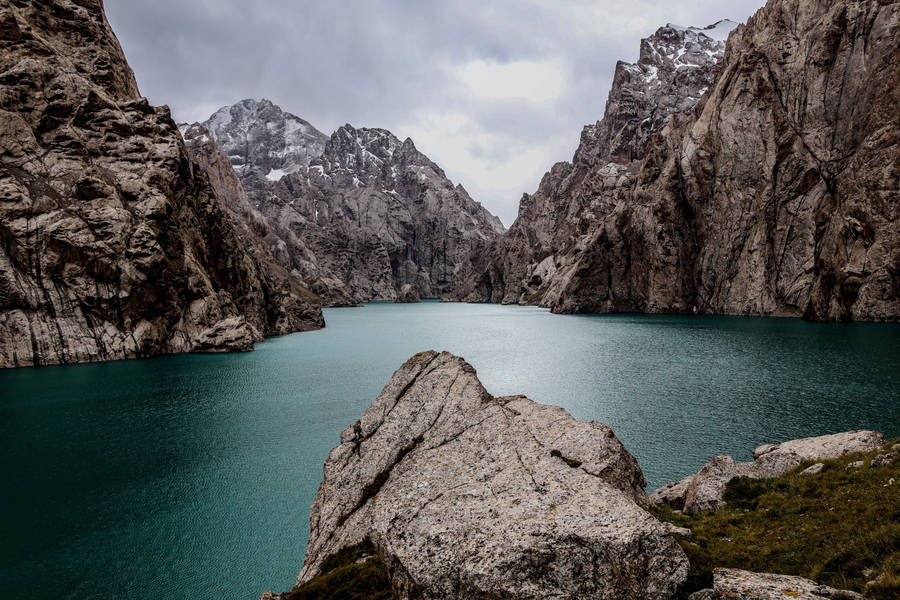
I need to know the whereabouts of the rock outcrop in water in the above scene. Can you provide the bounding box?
[0,0,323,368]
[449,0,899,322]
[275,351,688,600]
[189,101,505,304]
[651,430,886,513]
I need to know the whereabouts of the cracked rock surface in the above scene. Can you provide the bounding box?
[295,351,688,599]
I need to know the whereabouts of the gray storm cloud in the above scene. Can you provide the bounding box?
[105,0,764,225]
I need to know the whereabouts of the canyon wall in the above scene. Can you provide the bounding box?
[0,0,323,368]
[450,0,899,322]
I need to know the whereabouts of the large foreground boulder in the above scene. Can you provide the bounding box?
[291,351,689,599]
[689,568,863,600]
[652,431,885,513]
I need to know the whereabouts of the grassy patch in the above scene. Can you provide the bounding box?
[650,441,900,598]
[285,539,394,600]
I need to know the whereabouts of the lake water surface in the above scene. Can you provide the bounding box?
[2,302,898,599]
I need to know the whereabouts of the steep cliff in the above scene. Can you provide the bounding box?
[180,123,363,306]
[449,20,734,308]
[195,101,505,302]
[450,0,899,322]
[0,0,323,368]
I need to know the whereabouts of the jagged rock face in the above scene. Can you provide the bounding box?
[299,125,505,298]
[393,283,419,303]
[203,99,328,210]
[0,0,323,368]
[294,351,689,600]
[448,20,730,308]
[199,102,504,301]
[689,568,863,600]
[180,123,363,307]
[617,0,900,321]
[597,20,736,164]
[451,0,899,322]
[650,430,886,513]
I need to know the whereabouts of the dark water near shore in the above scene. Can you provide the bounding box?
[2,302,898,599]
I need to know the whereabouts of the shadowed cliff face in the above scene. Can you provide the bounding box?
[0,0,323,368]
[449,0,899,322]
[447,20,732,310]
[195,101,505,303]
[181,123,369,307]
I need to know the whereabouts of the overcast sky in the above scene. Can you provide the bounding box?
[105,0,764,226]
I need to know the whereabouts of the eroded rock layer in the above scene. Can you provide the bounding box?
[450,0,899,322]
[0,0,323,368]
[287,351,688,600]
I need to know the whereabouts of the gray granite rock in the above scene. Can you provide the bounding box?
[290,351,689,599]
[800,463,824,476]
[688,568,863,599]
[651,431,886,513]
[393,284,420,304]
[752,431,887,464]
[871,452,896,468]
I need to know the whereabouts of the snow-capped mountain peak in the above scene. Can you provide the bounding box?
[201,98,328,179]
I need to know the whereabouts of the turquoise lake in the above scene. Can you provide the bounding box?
[2,302,898,599]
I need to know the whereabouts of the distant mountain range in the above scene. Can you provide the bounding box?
[182,99,504,305]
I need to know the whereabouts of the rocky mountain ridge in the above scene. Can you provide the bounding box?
[190,100,505,303]
[449,0,899,322]
[447,18,735,308]
[597,19,737,164]
[0,0,323,368]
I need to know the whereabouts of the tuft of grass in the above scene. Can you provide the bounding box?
[284,539,394,600]
[650,440,900,599]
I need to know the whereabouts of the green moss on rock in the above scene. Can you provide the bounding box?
[285,539,394,600]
